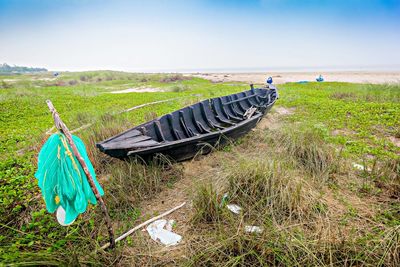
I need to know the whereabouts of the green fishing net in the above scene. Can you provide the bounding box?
[35,133,104,224]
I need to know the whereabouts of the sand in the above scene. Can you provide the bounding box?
[189,71,400,84]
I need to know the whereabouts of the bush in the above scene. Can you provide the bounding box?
[68,79,78,86]
[159,74,190,83]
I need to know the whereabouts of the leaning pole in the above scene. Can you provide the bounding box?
[46,100,115,249]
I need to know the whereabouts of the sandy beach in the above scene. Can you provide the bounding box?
[190,71,400,84]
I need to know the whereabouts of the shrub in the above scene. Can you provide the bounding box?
[159,74,190,83]
[68,79,78,86]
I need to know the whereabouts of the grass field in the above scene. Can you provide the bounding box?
[0,71,399,266]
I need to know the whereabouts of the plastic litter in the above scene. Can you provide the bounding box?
[165,219,175,231]
[226,204,242,214]
[352,163,371,172]
[220,193,229,207]
[146,219,182,246]
[245,225,263,234]
[56,206,75,226]
[35,133,104,225]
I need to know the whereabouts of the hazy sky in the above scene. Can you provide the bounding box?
[1,0,399,72]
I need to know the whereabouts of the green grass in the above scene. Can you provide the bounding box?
[0,71,249,265]
[0,72,399,265]
[188,120,399,266]
[278,82,400,158]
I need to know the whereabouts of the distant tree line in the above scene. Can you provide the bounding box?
[0,63,47,74]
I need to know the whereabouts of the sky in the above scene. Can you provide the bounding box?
[0,0,399,72]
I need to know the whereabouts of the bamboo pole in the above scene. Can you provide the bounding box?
[46,100,115,249]
[100,202,186,250]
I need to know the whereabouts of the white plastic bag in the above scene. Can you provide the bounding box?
[146,219,182,246]
[226,204,242,214]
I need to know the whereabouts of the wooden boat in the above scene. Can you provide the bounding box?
[97,85,278,162]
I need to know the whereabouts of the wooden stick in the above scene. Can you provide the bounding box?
[45,126,55,135]
[45,95,198,135]
[120,97,186,113]
[46,100,116,249]
[100,202,186,250]
[70,123,91,133]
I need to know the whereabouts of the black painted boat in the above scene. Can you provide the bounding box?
[97,85,278,162]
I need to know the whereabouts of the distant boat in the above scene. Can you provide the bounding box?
[97,85,278,162]
[316,75,324,82]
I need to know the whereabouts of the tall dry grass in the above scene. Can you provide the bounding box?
[187,122,399,266]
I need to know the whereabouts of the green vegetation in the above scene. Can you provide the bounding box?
[279,82,399,159]
[188,123,398,266]
[0,71,248,265]
[0,72,399,265]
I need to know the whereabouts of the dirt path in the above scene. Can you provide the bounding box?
[120,107,294,264]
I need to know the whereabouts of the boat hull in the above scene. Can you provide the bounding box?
[97,86,277,162]
[130,113,262,162]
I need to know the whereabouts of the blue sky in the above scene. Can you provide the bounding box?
[1,0,399,72]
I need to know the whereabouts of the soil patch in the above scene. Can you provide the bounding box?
[120,108,293,263]
[388,136,400,147]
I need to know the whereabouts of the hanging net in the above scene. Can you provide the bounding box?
[35,133,104,224]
